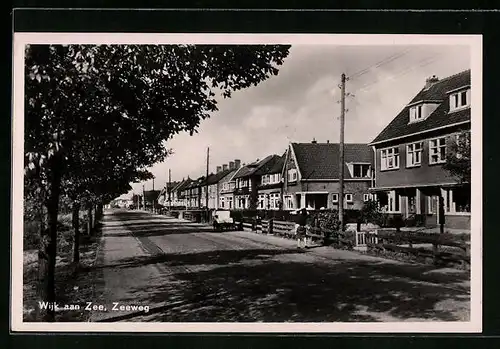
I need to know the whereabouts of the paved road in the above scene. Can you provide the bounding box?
[90,209,470,322]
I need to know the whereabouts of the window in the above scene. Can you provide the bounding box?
[429,137,447,164]
[450,89,470,111]
[345,194,353,203]
[220,197,225,208]
[380,147,400,170]
[442,186,471,214]
[227,197,233,209]
[332,193,339,203]
[288,169,298,182]
[353,164,371,178]
[409,104,424,122]
[363,194,371,202]
[406,142,423,167]
[258,194,265,209]
[284,195,294,209]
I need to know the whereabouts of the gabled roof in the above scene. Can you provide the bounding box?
[254,154,285,176]
[205,168,235,185]
[371,69,471,145]
[218,169,238,183]
[291,142,373,180]
[174,179,192,192]
[233,155,276,179]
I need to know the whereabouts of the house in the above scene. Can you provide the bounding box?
[172,179,192,208]
[182,177,205,209]
[200,165,235,209]
[157,181,179,208]
[233,155,278,210]
[282,140,374,211]
[255,154,286,210]
[158,179,192,208]
[218,160,242,210]
[369,70,471,230]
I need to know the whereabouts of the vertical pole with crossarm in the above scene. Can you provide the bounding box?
[339,73,346,232]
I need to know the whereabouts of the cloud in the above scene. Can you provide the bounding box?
[121,43,471,198]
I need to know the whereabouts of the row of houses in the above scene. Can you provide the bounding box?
[157,70,471,230]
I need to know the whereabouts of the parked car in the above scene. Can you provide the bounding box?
[212,210,236,231]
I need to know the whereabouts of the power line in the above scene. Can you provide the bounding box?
[350,53,444,95]
[348,47,414,80]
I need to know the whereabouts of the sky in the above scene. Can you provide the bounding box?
[120,43,470,198]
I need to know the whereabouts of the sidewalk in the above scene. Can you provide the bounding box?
[90,212,171,322]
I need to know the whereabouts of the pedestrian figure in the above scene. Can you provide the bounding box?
[295,208,309,249]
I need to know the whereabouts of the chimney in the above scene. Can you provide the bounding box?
[229,161,235,170]
[234,159,241,168]
[424,75,439,89]
[222,164,228,171]
[216,166,222,173]
[311,138,317,144]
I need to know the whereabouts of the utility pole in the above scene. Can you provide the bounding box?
[206,147,209,210]
[168,169,172,210]
[152,177,155,213]
[142,184,145,211]
[339,73,346,232]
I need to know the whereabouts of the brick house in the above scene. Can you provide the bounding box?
[157,181,180,208]
[369,69,471,230]
[255,154,286,210]
[282,140,374,211]
[200,166,235,209]
[218,160,241,210]
[170,179,191,208]
[183,177,205,209]
[233,155,277,210]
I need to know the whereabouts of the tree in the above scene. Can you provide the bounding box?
[24,44,290,321]
[443,130,471,184]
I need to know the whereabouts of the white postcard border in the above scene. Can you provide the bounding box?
[12,33,483,333]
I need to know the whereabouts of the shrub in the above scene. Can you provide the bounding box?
[360,199,383,225]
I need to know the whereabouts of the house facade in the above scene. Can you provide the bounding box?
[370,70,471,230]
[200,166,235,209]
[182,177,204,209]
[233,155,277,210]
[255,154,286,210]
[218,165,239,210]
[282,141,374,211]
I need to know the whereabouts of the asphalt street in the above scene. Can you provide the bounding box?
[89,209,470,322]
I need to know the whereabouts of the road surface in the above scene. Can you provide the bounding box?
[89,209,470,322]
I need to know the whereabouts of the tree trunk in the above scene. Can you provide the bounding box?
[72,200,80,265]
[38,157,62,322]
[87,205,93,235]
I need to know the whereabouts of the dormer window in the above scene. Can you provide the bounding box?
[409,104,424,122]
[408,101,439,123]
[449,88,470,111]
[351,163,371,178]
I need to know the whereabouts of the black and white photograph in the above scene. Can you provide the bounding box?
[12,33,482,332]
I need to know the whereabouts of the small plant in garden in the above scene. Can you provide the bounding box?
[360,199,384,225]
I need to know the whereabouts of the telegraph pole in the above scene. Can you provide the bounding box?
[152,177,155,213]
[206,147,209,210]
[142,184,145,211]
[339,73,346,231]
[168,169,172,210]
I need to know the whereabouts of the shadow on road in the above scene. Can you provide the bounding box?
[99,248,470,322]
